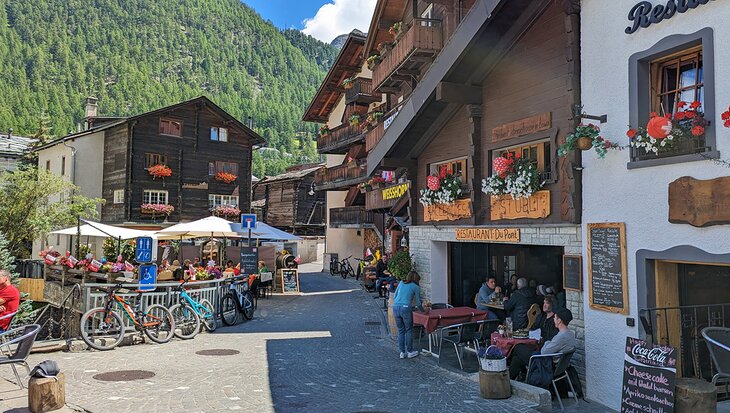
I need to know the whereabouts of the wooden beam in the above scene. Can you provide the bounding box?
[396,69,420,76]
[436,82,482,104]
[379,87,401,94]
[391,75,412,82]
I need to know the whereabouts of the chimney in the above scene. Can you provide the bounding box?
[247,116,253,129]
[85,96,98,119]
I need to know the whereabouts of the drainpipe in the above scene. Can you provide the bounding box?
[62,139,77,254]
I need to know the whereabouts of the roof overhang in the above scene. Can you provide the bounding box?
[364,0,409,57]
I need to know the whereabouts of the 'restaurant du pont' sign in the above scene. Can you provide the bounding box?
[455,228,520,243]
[626,0,713,34]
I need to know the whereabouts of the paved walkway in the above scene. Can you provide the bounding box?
[10,263,541,413]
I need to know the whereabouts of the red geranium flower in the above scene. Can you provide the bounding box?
[724,119,730,128]
[676,101,687,109]
[674,112,686,120]
[626,128,638,139]
[514,152,521,159]
[690,101,701,109]
[691,126,705,136]
[684,111,696,119]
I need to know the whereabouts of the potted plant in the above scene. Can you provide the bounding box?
[387,250,413,280]
[482,152,544,199]
[341,77,354,90]
[419,171,463,206]
[214,171,238,184]
[349,113,361,127]
[389,21,403,39]
[626,101,707,155]
[211,205,241,219]
[366,112,383,128]
[319,125,330,137]
[366,54,381,70]
[377,41,394,54]
[140,203,175,216]
[557,124,619,158]
[148,164,172,179]
[478,345,507,372]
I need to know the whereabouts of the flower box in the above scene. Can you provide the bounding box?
[148,164,172,179]
[211,206,241,219]
[214,172,237,184]
[423,199,471,222]
[141,203,175,216]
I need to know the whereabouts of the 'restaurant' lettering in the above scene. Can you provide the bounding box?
[626,0,712,34]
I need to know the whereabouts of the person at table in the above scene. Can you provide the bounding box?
[509,307,576,380]
[504,274,518,298]
[503,277,536,330]
[531,296,559,342]
[375,253,396,298]
[0,270,20,332]
[475,276,500,320]
[393,270,422,359]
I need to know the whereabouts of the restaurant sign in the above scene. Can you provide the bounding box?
[490,190,550,220]
[382,182,410,201]
[455,228,520,243]
[626,0,712,34]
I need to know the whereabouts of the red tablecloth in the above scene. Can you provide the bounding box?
[490,332,539,357]
[413,307,488,334]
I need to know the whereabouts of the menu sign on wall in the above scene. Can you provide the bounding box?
[621,337,677,413]
[587,223,629,314]
[563,255,582,292]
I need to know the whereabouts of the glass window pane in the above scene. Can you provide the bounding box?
[663,66,678,93]
[679,62,697,89]
[529,146,538,162]
[662,93,677,115]
[211,127,218,141]
[697,86,704,108]
[220,128,228,142]
[679,89,695,105]
[698,64,703,84]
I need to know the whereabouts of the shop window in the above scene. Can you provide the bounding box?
[159,118,183,137]
[428,157,468,184]
[495,140,552,181]
[211,127,228,142]
[628,28,715,168]
[143,190,168,205]
[209,194,238,208]
[144,153,168,168]
[214,161,238,175]
[113,189,124,204]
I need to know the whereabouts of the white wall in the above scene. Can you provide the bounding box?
[581,1,730,408]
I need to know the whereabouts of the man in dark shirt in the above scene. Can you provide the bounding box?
[503,277,537,330]
[375,253,395,297]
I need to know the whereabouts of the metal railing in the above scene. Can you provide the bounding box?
[631,136,709,161]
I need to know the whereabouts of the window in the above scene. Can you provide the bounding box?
[214,161,238,175]
[420,3,434,26]
[61,156,66,176]
[208,162,215,176]
[113,190,125,204]
[210,127,228,142]
[159,118,182,137]
[429,157,468,184]
[145,153,168,168]
[45,160,50,171]
[651,46,703,116]
[143,190,168,205]
[209,194,239,208]
[496,140,551,180]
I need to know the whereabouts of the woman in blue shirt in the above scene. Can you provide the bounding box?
[392,271,422,359]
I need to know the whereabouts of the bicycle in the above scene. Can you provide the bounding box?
[80,277,175,351]
[338,256,355,279]
[354,257,371,281]
[219,276,255,326]
[329,255,341,276]
[169,278,217,339]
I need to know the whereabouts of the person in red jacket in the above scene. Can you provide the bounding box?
[0,270,20,331]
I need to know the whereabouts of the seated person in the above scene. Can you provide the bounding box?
[258,260,269,274]
[475,275,500,320]
[531,296,559,342]
[0,270,20,332]
[503,277,537,330]
[375,253,396,297]
[509,308,576,380]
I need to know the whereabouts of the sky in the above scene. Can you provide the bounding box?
[242,0,376,43]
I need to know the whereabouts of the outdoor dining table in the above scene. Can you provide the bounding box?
[490,332,539,357]
[413,307,489,357]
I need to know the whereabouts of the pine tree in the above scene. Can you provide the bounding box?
[0,232,33,325]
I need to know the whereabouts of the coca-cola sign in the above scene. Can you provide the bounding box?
[626,0,714,34]
[621,337,677,413]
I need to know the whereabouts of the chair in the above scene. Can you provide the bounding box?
[260,272,273,298]
[701,327,730,394]
[0,311,18,333]
[474,319,500,351]
[438,322,480,370]
[527,350,577,411]
[0,324,41,389]
[249,277,262,308]
[526,303,540,330]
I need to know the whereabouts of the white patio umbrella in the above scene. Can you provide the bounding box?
[230,222,302,241]
[154,216,240,240]
[50,220,155,239]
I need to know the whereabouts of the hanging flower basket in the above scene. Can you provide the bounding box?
[557,124,619,158]
[148,164,172,179]
[211,205,241,219]
[214,172,238,184]
[482,153,544,199]
[141,203,175,216]
[627,101,707,155]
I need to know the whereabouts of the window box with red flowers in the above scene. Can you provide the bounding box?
[482,153,544,199]
[141,203,175,216]
[211,205,241,219]
[419,173,463,206]
[214,172,237,184]
[626,101,707,158]
[148,164,172,179]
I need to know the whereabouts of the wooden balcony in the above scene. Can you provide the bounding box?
[372,19,443,92]
[345,78,382,105]
[365,107,400,153]
[314,161,367,191]
[365,181,411,211]
[329,206,374,229]
[317,124,365,154]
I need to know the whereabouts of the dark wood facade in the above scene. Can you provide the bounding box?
[99,96,263,225]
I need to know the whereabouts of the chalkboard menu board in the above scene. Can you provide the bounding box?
[621,337,676,413]
[239,246,259,275]
[587,223,628,314]
[280,269,299,294]
[562,255,582,292]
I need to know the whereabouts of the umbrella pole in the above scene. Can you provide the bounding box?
[179,235,183,263]
[75,216,81,257]
[117,236,122,259]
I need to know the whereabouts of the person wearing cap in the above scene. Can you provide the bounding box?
[509,307,576,380]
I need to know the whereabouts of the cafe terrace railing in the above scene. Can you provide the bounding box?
[372,19,443,90]
[317,123,365,154]
[314,161,367,189]
[329,206,374,228]
[345,77,381,105]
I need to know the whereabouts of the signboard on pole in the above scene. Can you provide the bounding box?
[240,246,259,275]
[135,237,156,263]
[241,214,257,229]
[621,337,677,413]
[138,264,158,292]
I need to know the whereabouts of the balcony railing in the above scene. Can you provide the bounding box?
[630,135,709,162]
[345,78,381,105]
[329,206,374,228]
[372,19,443,91]
[317,124,365,154]
[365,107,400,153]
[314,161,367,190]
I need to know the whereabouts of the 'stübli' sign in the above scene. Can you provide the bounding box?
[621,337,677,413]
[626,0,713,34]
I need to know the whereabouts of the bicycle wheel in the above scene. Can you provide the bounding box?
[142,304,175,344]
[220,293,240,326]
[340,262,348,279]
[241,291,255,320]
[80,308,125,351]
[170,303,200,340]
[199,299,217,332]
[330,263,338,276]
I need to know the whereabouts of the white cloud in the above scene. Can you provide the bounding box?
[302,0,376,43]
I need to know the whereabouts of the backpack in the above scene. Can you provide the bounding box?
[526,356,554,388]
[554,366,584,399]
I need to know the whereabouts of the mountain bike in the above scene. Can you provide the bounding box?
[329,255,341,276]
[169,278,217,339]
[80,277,175,351]
[220,276,255,326]
[338,256,355,279]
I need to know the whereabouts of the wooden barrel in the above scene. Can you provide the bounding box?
[674,378,716,413]
[387,295,398,337]
[479,370,511,399]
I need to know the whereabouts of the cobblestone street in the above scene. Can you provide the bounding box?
[8,263,542,413]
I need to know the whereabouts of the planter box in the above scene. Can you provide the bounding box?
[489,190,550,220]
[423,199,471,222]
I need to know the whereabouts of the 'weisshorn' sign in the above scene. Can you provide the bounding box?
[621,337,677,413]
[626,0,713,34]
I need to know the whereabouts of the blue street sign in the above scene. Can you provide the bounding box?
[241,214,257,229]
[138,264,157,292]
[135,237,153,263]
